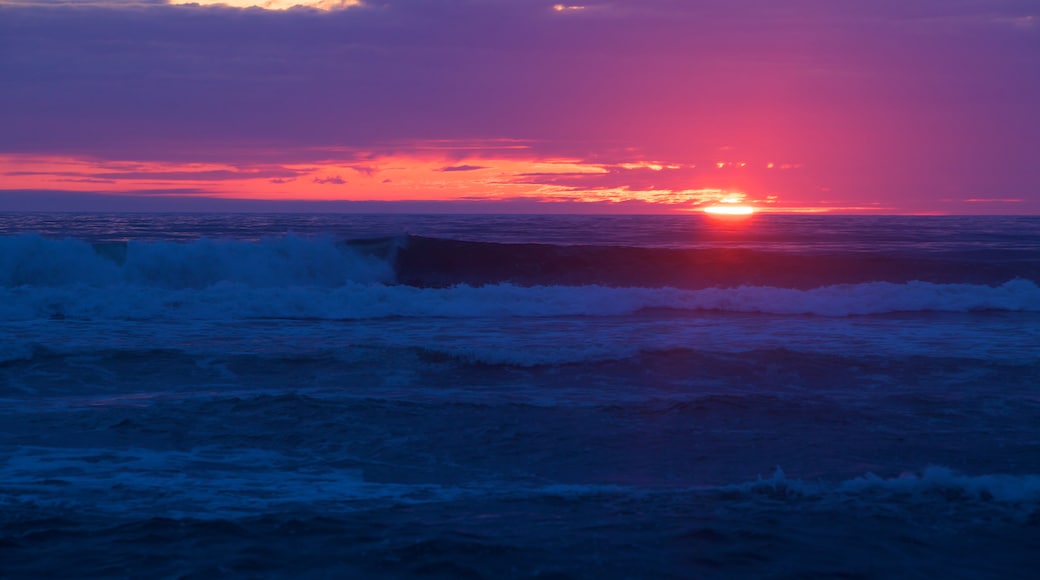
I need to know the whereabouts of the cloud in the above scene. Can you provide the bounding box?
[312,175,346,184]
[0,1,167,6]
[92,169,304,181]
[963,198,1024,203]
[0,0,1037,210]
[1,157,307,185]
[167,1,361,10]
[0,188,708,214]
[438,165,487,172]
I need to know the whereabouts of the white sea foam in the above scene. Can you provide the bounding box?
[4,446,1037,519]
[0,445,464,518]
[840,466,1040,503]
[722,465,1040,504]
[0,234,393,288]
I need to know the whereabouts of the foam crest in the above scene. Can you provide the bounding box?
[121,236,393,288]
[0,234,120,287]
[0,234,393,288]
[841,466,1040,503]
[721,466,1040,504]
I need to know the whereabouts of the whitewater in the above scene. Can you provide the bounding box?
[1,213,1039,578]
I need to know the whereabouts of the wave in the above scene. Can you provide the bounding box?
[1,234,1037,325]
[0,234,394,288]
[721,465,1040,505]
[4,445,1038,519]
[1,277,1037,323]
[394,236,1040,289]
[3,234,1038,291]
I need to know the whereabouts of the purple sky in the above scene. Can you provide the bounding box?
[1,0,1038,213]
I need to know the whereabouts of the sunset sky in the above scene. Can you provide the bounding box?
[1,0,1038,213]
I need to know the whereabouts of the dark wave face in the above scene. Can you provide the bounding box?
[390,235,1040,289]
[1,213,1039,579]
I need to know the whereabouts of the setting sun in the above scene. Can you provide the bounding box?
[704,204,755,215]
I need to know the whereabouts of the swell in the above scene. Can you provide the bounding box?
[393,236,1040,289]
[2,234,1037,323]
[1,278,1036,323]
[3,233,1037,291]
[5,345,1037,398]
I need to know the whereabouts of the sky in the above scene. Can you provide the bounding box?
[1,0,1038,213]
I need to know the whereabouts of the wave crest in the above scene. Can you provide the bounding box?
[2,234,1037,322]
[0,234,393,288]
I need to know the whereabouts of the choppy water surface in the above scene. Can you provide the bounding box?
[1,213,1039,578]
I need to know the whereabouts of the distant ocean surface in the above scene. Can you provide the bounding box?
[2,213,1039,578]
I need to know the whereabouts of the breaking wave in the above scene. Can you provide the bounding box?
[1,234,1037,322]
[724,465,1040,504]
[0,234,394,288]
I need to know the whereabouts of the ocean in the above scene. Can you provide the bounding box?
[1,213,1038,578]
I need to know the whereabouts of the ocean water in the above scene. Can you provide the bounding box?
[1,213,1038,578]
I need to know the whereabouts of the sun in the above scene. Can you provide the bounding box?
[703,204,755,216]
